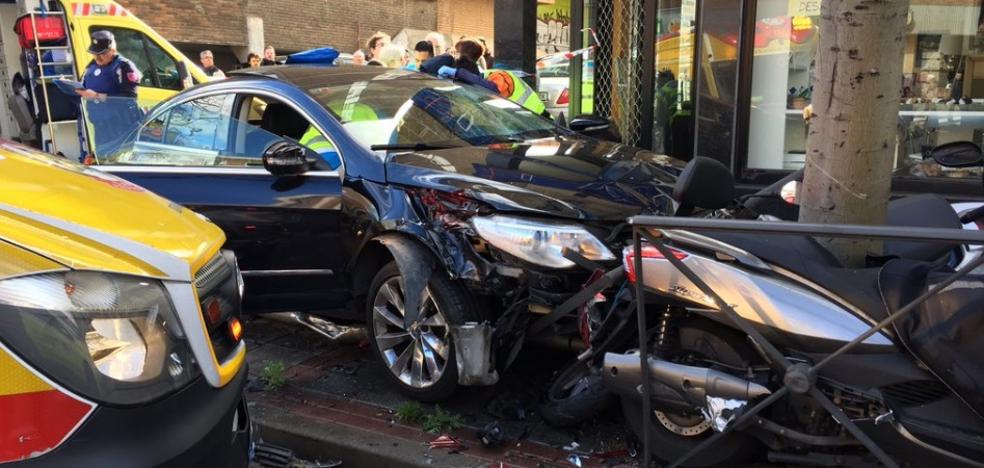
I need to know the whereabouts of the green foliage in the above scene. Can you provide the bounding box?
[394,402,427,424]
[422,405,463,434]
[261,360,287,391]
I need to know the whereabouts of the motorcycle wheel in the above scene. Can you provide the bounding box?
[540,359,614,427]
[619,319,762,467]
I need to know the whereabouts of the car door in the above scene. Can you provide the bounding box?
[97,90,348,314]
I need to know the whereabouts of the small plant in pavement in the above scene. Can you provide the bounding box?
[422,406,463,434]
[395,402,426,424]
[261,360,287,391]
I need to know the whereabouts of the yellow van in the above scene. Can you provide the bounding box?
[2,0,209,161]
[0,141,250,466]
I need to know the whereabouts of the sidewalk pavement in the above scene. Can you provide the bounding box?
[244,317,636,468]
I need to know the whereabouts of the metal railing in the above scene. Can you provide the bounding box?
[626,215,984,468]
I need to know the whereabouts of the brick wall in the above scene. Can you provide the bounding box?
[119,0,248,46]
[120,0,440,53]
[436,0,495,53]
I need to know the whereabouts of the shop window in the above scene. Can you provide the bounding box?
[746,0,984,180]
[652,0,697,160]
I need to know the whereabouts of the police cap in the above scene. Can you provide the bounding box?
[88,30,114,55]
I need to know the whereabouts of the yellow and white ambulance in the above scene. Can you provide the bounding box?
[0,0,209,161]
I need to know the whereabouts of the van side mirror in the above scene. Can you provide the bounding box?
[176,61,192,89]
[931,141,984,168]
[262,141,309,176]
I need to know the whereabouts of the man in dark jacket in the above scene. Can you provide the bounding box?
[76,30,144,162]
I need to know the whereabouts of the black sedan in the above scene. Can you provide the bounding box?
[94,65,684,400]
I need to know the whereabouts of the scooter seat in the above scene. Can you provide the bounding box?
[702,232,887,319]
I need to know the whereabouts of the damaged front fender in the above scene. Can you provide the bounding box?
[375,233,436,329]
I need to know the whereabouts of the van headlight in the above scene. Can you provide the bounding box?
[471,215,615,268]
[0,271,198,405]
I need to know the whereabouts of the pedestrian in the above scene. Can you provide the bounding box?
[376,44,407,68]
[247,52,261,68]
[425,32,445,58]
[352,49,366,66]
[420,39,498,94]
[366,32,390,61]
[413,41,434,70]
[261,45,280,65]
[75,30,144,162]
[477,37,494,69]
[199,50,225,78]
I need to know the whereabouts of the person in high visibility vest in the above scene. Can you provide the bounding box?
[420,38,548,116]
[484,69,546,116]
[298,126,340,169]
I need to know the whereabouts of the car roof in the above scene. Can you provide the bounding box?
[228,64,434,89]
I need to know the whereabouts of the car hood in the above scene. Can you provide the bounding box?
[384,137,683,221]
[0,142,224,280]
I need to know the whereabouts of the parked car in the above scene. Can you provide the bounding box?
[536,52,595,118]
[0,141,250,466]
[93,65,684,401]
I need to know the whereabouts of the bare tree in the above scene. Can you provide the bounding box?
[799,0,910,266]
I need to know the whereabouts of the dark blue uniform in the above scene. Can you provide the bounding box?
[81,55,144,160]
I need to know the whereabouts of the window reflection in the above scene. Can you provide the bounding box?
[747,0,984,180]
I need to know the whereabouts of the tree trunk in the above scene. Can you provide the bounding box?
[799,0,909,267]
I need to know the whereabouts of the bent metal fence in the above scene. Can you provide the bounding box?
[625,216,984,468]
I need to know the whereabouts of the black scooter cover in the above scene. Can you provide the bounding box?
[880,258,984,418]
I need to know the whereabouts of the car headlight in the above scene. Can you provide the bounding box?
[0,271,198,405]
[471,215,615,268]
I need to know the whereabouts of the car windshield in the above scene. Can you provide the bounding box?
[305,76,561,151]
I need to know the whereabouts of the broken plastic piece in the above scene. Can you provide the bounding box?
[450,322,500,386]
[567,454,583,467]
[428,434,465,450]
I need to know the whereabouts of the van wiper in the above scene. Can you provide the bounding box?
[370,143,463,151]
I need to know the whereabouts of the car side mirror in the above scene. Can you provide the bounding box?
[569,115,612,137]
[262,141,309,176]
[177,61,192,89]
[931,141,984,168]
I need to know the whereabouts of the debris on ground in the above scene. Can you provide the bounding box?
[253,442,293,467]
[477,421,505,448]
[567,453,583,467]
[485,392,534,420]
[428,434,465,451]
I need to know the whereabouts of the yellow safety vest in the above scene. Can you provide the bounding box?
[299,126,334,153]
[484,70,546,115]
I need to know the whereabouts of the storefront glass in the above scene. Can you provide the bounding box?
[747,0,984,180]
[652,0,697,159]
[693,0,743,164]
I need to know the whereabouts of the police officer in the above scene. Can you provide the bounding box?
[76,30,144,161]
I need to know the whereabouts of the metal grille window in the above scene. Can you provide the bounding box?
[593,0,648,146]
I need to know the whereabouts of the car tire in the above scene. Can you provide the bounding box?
[366,261,477,402]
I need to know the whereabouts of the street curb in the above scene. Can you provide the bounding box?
[248,386,602,468]
[255,407,475,468]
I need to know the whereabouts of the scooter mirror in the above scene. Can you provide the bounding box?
[780,180,800,205]
[931,141,984,168]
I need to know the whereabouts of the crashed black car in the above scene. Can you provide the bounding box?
[95,66,684,400]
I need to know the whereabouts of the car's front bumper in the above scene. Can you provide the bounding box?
[10,365,252,468]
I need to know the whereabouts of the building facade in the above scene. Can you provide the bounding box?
[119,0,494,69]
[563,0,984,199]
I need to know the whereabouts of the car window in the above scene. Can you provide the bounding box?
[235,95,341,170]
[93,27,181,91]
[306,77,560,152]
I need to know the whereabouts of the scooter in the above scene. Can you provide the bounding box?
[603,142,984,467]
[539,142,984,430]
